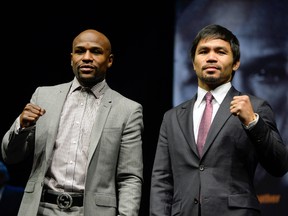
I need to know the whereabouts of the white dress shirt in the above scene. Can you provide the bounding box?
[193,82,232,143]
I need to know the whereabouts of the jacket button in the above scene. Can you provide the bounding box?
[194,198,199,204]
[199,165,205,171]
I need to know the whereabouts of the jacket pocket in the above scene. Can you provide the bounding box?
[94,194,117,208]
[228,193,260,211]
[25,181,36,192]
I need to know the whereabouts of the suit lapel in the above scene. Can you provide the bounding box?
[177,96,199,156]
[87,86,112,162]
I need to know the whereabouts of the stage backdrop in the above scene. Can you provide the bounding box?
[173,0,288,215]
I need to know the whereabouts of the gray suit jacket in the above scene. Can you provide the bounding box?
[2,81,144,216]
[150,86,288,216]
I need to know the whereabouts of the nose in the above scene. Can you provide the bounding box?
[83,50,93,61]
[206,52,217,62]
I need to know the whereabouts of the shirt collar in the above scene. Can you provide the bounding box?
[70,77,107,98]
[195,82,232,107]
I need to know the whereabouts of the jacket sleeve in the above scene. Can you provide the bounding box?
[246,99,288,177]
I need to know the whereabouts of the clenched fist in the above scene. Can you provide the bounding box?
[20,103,46,128]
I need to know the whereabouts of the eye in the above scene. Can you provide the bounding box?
[216,48,228,55]
[255,68,286,83]
[74,49,85,54]
[90,48,103,55]
[217,50,226,55]
[240,55,287,84]
[245,64,287,84]
[197,49,208,54]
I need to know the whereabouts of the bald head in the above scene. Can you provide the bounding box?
[72,29,112,54]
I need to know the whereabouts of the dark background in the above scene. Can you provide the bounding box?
[1,1,175,215]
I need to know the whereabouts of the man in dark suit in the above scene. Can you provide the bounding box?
[0,161,24,216]
[2,29,143,216]
[149,24,288,216]
[173,1,288,215]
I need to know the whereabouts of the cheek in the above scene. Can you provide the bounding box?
[72,56,82,64]
[193,61,200,70]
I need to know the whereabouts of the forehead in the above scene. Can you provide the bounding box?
[73,31,108,49]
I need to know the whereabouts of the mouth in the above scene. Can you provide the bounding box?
[79,65,95,73]
[203,65,220,73]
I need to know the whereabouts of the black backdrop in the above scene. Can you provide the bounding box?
[1,1,175,215]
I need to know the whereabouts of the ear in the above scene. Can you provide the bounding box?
[107,54,114,68]
[233,61,240,71]
[70,53,73,66]
[192,61,196,71]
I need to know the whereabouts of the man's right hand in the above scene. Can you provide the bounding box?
[20,103,46,128]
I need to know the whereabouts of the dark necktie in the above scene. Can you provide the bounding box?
[197,92,213,157]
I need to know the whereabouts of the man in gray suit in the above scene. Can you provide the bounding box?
[149,24,288,216]
[1,29,144,216]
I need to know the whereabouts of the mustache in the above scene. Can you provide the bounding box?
[79,64,96,69]
[202,64,221,70]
